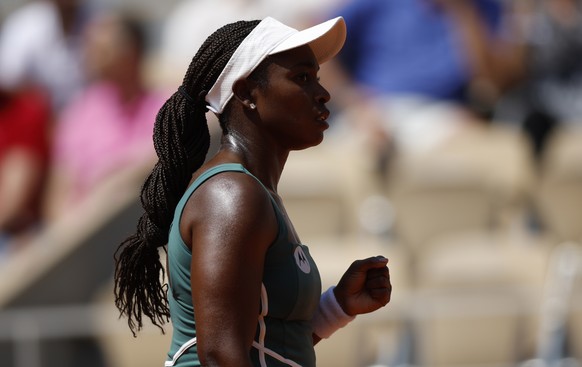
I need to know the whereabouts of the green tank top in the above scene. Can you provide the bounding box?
[165,163,322,367]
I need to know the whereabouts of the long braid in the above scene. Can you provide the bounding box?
[114,20,262,336]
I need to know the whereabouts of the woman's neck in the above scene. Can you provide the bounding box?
[215,133,289,192]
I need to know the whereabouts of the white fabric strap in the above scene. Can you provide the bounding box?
[164,337,197,367]
[312,286,355,339]
[205,17,296,114]
[252,341,302,367]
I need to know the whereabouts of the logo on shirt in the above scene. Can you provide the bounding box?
[294,246,311,274]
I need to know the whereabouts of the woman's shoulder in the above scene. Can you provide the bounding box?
[184,162,274,222]
[180,162,278,248]
[194,164,269,205]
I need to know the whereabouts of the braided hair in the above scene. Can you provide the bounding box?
[114,20,262,336]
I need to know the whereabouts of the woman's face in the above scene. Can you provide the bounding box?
[251,45,331,150]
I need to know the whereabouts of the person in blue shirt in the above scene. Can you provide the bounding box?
[325,0,524,155]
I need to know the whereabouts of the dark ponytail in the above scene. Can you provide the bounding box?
[114,19,262,336]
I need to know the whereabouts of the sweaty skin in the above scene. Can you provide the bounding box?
[179,45,391,367]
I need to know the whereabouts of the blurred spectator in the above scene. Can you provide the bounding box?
[42,11,166,220]
[323,0,524,156]
[0,87,51,255]
[155,0,262,87]
[0,0,92,113]
[495,0,582,162]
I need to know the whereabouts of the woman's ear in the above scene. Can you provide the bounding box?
[232,79,257,110]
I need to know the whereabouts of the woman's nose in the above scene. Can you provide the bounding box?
[316,84,331,104]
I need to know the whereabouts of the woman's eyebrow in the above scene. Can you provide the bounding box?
[291,61,320,70]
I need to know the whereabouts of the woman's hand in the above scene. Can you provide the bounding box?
[333,256,391,316]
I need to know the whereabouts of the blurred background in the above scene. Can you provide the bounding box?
[1,0,582,366]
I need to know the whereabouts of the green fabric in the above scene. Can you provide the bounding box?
[165,163,321,367]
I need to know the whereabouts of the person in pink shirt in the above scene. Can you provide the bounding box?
[43,11,167,219]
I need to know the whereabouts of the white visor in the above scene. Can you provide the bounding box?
[205,16,346,114]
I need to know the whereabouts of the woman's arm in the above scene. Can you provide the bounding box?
[0,148,42,231]
[182,172,278,366]
[333,256,391,316]
[312,256,391,344]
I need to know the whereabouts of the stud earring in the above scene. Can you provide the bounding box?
[249,103,256,110]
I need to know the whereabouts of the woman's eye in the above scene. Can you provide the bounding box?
[296,73,320,83]
[298,73,309,82]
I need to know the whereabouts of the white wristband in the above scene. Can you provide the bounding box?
[312,286,356,339]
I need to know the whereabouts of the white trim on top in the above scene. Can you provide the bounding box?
[164,337,197,367]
